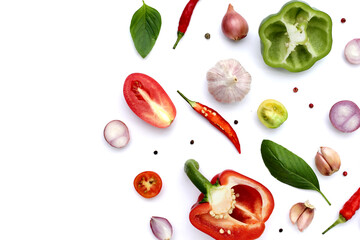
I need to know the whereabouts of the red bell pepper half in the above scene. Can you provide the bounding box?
[184,159,274,240]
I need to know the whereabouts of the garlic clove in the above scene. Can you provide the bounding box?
[320,147,341,171]
[315,147,341,176]
[315,152,333,176]
[289,202,307,224]
[207,59,251,103]
[289,201,315,232]
[296,208,315,232]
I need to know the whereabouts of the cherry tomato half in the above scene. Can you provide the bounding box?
[123,73,176,128]
[133,171,162,198]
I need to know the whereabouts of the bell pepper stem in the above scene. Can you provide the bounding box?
[322,214,347,234]
[184,159,213,196]
[173,32,184,49]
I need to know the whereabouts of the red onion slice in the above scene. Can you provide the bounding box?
[344,38,360,64]
[329,100,360,133]
[104,120,130,148]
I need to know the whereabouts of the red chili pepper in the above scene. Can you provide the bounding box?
[177,90,241,153]
[323,187,360,234]
[173,0,200,49]
[185,159,274,240]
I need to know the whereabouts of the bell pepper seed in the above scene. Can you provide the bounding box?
[184,159,274,239]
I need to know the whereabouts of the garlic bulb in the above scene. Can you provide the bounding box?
[207,59,251,103]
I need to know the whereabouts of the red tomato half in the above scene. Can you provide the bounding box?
[123,73,176,128]
[133,171,162,198]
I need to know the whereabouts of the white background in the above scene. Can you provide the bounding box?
[1,0,360,239]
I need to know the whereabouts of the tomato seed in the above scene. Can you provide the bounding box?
[293,87,298,93]
[154,150,158,155]
[309,103,314,108]
[205,33,211,39]
[343,171,348,176]
[234,120,238,125]
[190,140,194,145]
[341,18,346,23]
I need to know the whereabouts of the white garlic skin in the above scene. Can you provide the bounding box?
[207,59,251,103]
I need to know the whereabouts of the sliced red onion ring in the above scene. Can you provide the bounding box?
[103,120,130,148]
[344,38,360,64]
[329,100,360,133]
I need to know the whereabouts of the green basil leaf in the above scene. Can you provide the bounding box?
[130,1,161,58]
[261,139,331,205]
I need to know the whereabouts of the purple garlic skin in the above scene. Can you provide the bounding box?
[289,201,315,232]
[315,147,341,176]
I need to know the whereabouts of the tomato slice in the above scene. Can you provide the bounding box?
[133,171,162,198]
[123,73,176,128]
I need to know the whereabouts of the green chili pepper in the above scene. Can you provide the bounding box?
[259,1,332,72]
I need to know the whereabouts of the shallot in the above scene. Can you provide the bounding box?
[206,59,251,103]
[344,38,360,64]
[329,100,360,133]
[103,120,130,148]
[221,4,248,41]
[150,216,173,240]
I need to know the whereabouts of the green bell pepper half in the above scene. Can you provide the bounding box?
[259,1,332,72]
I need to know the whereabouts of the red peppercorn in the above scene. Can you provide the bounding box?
[341,18,346,23]
[293,87,298,93]
[343,171,348,176]
[309,103,314,108]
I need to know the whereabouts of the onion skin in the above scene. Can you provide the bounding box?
[221,4,248,41]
